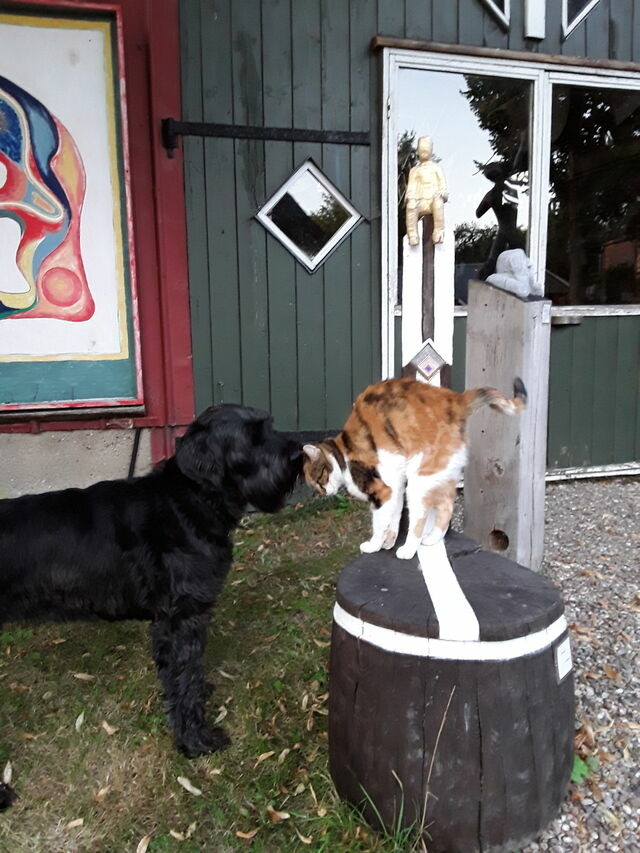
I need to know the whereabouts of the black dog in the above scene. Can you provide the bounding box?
[0,404,301,808]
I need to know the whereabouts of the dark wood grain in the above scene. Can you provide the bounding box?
[329,536,575,851]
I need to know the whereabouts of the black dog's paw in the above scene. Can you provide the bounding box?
[0,783,17,811]
[179,725,231,758]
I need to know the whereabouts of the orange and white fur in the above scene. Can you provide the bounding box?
[303,377,526,560]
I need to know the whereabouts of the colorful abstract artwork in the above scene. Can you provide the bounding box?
[0,8,142,414]
[0,75,93,322]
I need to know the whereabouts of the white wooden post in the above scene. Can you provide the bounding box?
[401,222,454,385]
[464,280,551,572]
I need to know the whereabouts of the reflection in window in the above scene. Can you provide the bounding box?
[546,85,640,305]
[256,160,361,272]
[397,70,531,305]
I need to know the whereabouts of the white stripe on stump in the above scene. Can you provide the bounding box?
[333,602,568,662]
[417,538,480,642]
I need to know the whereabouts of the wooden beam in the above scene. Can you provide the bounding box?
[464,281,551,572]
[370,35,640,73]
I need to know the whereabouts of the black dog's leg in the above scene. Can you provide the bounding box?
[0,783,17,811]
[150,613,229,758]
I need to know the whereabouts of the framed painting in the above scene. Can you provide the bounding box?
[0,3,142,415]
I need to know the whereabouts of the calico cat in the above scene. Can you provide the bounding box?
[303,377,526,560]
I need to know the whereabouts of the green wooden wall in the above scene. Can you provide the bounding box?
[547,316,640,469]
[452,316,640,469]
[180,0,640,458]
[180,0,381,432]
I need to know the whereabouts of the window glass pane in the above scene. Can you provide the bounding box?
[546,85,640,305]
[397,70,532,305]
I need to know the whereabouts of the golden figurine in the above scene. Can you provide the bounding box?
[405,136,448,245]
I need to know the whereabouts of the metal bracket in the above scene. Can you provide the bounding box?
[161,118,370,158]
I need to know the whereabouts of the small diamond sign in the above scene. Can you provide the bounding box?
[409,338,447,382]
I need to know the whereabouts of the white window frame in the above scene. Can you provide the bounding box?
[381,48,640,378]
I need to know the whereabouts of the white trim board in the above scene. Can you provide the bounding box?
[333,603,568,662]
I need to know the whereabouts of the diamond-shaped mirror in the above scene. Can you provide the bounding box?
[479,0,510,29]
[563,0,602,36]
[256,159,362,272]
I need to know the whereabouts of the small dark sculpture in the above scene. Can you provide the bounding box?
[0,404,302,807]
[475,161,526,280]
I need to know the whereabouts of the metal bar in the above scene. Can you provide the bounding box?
[161,117,369,156]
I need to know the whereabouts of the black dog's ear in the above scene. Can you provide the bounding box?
[175,423,222,484]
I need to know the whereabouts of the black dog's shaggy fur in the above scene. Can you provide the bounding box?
[0,404,301,808]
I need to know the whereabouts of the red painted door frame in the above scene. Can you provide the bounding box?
[0,0,194,463]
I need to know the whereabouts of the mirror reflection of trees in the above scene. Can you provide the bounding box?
[269,190,350,261]
[547,86,640,305]
[462,76,530,282]
[464,77,639,305]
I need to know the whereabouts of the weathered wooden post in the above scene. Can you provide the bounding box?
[329,532,574,853]
[464,280,552,572]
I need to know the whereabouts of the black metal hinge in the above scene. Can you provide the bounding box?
[161,118,370,157]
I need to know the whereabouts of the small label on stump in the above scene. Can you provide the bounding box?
[555,636,573,682]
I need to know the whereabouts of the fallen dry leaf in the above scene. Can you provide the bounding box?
[101,720,118,736]
[277,748,290,765]
[217,669,237,680]
[170,830,185,841]
[214,706,228,724]
[136,835,152,853]
[177,776,202,796]
[569,624,593,638]
[236,828,259,840]
[2,762,11,785]
[94,785,111,802]
[267,805,290,823]
[294,827,313,844]
[66,818,84,830]
[75,711,85,732]
[51,638,67,645]
[598,806,623,835]
[254,750,275,768]
[73,673,95,681]
[603,664,620,681]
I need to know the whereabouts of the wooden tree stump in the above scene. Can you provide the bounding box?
[329,532,574,853]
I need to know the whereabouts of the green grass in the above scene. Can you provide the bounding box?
[0,498,426,852]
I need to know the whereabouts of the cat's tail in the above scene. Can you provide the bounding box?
[462,377,527,416]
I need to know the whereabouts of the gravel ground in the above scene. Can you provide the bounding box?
[519,477,640,853]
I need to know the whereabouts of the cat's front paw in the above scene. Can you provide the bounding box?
[395,543,418,560]
[359,539,381,554]
[382,529,399,549]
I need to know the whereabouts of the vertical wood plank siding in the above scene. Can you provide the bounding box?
[180,0,381,430]
[181,0,640,466]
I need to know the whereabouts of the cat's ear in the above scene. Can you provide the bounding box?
[303,444,322,462]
